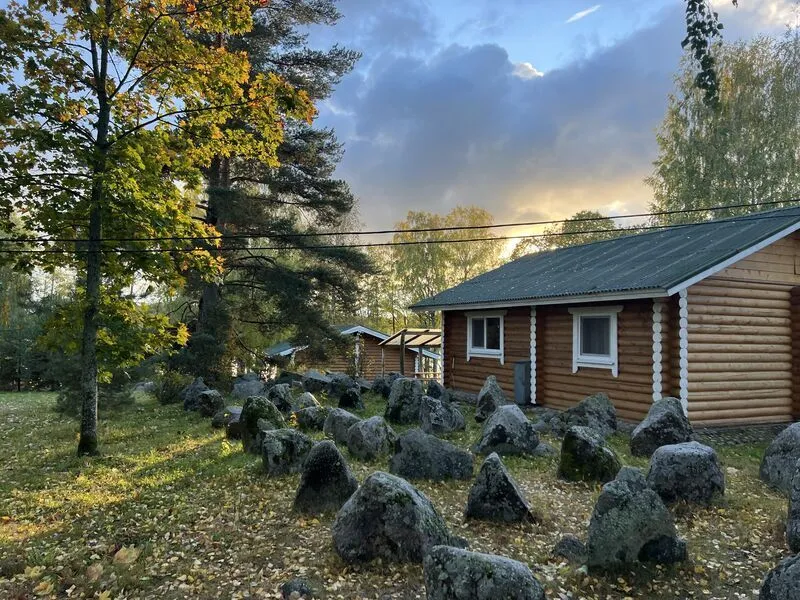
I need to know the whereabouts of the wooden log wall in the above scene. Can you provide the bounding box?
[685,234,800,425]
[443,307,530,397]
[536,300,654,422]
[360,337,418,380]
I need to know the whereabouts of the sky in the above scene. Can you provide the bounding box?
[307,0,799,231]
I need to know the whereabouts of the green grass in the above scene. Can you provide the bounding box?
[0,390,791,599]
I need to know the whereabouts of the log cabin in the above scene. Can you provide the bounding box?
[411,207,800,426]
[266,325,438,381]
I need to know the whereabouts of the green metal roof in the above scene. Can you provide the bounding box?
[411,206,800,310]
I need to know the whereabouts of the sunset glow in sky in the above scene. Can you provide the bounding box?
[308,0,798,232]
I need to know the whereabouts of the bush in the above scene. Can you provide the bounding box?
[156,370,192,405]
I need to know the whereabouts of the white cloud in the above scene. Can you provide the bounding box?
[566,4,602,24]
[512,61,544,79]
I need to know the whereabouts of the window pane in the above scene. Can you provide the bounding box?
[581,316,610,355]
[485,317,501,350]
[471,318,485,348]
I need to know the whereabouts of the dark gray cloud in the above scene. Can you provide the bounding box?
[315,0,795,228]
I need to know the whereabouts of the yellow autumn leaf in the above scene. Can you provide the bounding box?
[113,545,141,566]
[33,579,55,596]
[24,565,45,580]
[98,590,113,600]
[86,563,103,582]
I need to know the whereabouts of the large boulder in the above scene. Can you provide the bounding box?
[760,423,800,494]
[211,406,240,429]
[552,535,587,565]
[302,369,330,394]
[224,407,243,439]
[240,396,286,454]
[232,374,265,400]
[331,471,460,563]
[426,380,449,403]
[267,383,294,414]
[293,440,358,514]
[195,389,224,418]
[587,467,687,571]
[261,429,314,476]
[180,377,210,412]
[423,546,545,600]
[647,441,725,505]
[630,397,692,457]
[295,392,320,409]
[293,406,329,432]
[327,373,357,399]
[420,395,466,435]
[558,426,622,484]
[323,408,362,446]
[371,375,392,399]
[554,392,618,438]
[465,453,536,523]
[472,405,540,457]
[389,428,473,481]
[760,553,800,600]
[385,377,425,424]
[787,459,800,552]
[475,375,504,422]
[338,387,364,410]
[346,416,397,461]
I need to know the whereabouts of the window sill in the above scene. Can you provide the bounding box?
[468,349,504,363]
[573,359,618,377]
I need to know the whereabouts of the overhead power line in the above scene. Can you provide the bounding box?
[0,199,795,246]
[0,210,797,255]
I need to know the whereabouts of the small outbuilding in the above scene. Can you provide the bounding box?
[412,207,800,426]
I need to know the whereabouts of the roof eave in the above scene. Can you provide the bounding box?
[411,288,669,312]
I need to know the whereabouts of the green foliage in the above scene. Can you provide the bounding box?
[682,0,728,107]
[649,31,800,223]
[511,210,624,258]
[155,370,192,406]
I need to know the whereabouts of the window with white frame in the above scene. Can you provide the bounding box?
[568,306,622,376]
[467,312,505,363]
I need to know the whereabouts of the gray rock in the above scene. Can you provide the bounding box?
[302,369,330,394]
[630,397,692,457]
[240,396,286,454]
[465,453,536,523]
[423,545,545,600]
[331,471,459,563]
[133,380,156,394]
[293,406,329,432]
[267,383,294,414]
[587,467,687,570]
[647,441,725,505]
[389,428,473,481]
[346,416,397,461]
[532,442,557,457]
[372,375,392,399]
[295,392,320,409]
[355,377,372,393]
[554,392,617,438]
[760,553,800,600]
[338,387,364,410]
[323,408,362,445]
[327,373,357,399]
[211,406,240,429]
[232,375,265,400]
[473,405,540,457]
[426,380,449,402]
[420,395,466,435]
[280,577,314,599]
[475,375,504,422]
[225,407,243,439]
[787,459,800,552]
[261,429,314,476]
[195,389,224,418]
[552,535,587,564]
[761,423,800,494]
[449,389,478,405]
[293,440,358,515]
[385,377,424,424]
[181,377,210,412]
[558,426,622,484]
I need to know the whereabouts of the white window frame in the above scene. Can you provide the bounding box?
[568,306,622,377]
[466,311,506,364]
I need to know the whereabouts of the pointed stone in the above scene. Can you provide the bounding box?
[465,453,536,523]
[293,440,358,514]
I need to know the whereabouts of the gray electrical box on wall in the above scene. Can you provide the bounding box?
[514,360,531,405]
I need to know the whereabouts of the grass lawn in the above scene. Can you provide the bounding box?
[0,390,792,599]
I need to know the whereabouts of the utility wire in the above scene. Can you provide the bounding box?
[0,199,795,246]
[0,211,798,254]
